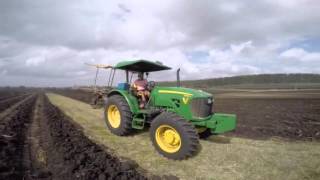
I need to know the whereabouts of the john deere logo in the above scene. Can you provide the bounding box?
[182,96,190,104]
[157,90,192,104]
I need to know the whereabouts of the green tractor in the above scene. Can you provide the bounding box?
[90,60,236,160]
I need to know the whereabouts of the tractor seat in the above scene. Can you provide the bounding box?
[117,83,130,91]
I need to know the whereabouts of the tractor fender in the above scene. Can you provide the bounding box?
[106,90,139,113]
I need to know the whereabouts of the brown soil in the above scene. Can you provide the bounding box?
[53,89,320,141]
[0,94,30,113]
[0,95,37,179]
[0,93,148,180]
[49,88,93,104]
[0,87,33,101]
[215,97,320,141]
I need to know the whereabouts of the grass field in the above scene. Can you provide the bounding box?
[47,93,320,180]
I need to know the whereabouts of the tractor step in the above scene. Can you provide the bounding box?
[132,117,145,129]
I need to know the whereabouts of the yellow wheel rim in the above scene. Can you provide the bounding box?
[155,125,181,153]
[107,105,121,128]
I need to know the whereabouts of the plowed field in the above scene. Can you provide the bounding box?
[1,88,320,180]
[0,93,149,179]
[52,89,320,141]
[47,92,320,180]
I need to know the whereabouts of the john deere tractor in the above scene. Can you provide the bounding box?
[93,60,236,160]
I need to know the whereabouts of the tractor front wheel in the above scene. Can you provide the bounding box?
[150,112,199,160]
[104,95,133,136]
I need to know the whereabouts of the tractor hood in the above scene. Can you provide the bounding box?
[151,86,214,121]
[153,86,212,99]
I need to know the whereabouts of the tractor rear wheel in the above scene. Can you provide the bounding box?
[104,95,133,136]
[150,112,199,160]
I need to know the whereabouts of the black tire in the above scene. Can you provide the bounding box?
[150,112,199,160]
[104,95,133,136]
[198,128,212,139]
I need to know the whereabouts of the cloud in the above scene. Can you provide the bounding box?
[26,56,46,67]
[1,69,7,76]
[230,41,253,54]
[280,48,320,62]
[0,0,319,86]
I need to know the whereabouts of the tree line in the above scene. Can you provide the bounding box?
[159,73,320,88]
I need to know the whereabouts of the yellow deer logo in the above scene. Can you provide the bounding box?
[182,95,190,104]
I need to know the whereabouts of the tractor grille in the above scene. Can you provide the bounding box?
[190,98,213,118]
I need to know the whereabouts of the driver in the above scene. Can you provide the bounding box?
[132,72,150,108]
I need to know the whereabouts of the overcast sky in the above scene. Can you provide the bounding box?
[1,0,320,87]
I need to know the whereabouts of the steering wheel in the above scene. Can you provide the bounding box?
[147,81,156,90]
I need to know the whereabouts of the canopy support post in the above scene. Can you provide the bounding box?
[125,70,129,83]
[110,69,116,87]
[94,68,99,93]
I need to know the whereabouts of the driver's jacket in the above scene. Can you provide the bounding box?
[133,79,148,91]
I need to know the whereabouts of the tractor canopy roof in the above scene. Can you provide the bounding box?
[114,60,171,72]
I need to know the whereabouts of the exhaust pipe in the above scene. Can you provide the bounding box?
[177,68,181,87]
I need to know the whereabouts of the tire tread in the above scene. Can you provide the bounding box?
[104,95,133,136]
[150,112,199,160]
